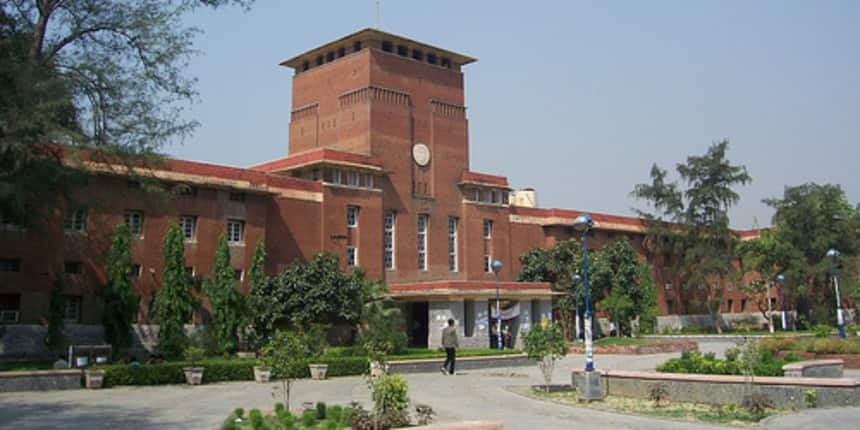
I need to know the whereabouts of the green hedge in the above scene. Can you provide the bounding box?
[656,350,796,377]
[99,356,369,387]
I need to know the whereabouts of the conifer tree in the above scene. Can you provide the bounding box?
[45,273,65,353]
[100,223,138,352]
[203,232,244,355]
[152,222,195,358]
[245,240,270,349]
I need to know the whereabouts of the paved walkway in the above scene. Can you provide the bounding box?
[0,341,858,429]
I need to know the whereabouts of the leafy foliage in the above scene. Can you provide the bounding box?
[100,223,138,352]
[259,329,316,410]
[633,141,751,332]
[45,274,66,353]
[244,240,269,349]
[203,233,245,355]
[591,238,642,336]
[656,349,795,377]
[637,261,660,334]
[522,323,567,391]
[247,252,375,344]
[359,284,408,364]
[152,222,196,358]
[0,1,252,225]
[367,373,411,430]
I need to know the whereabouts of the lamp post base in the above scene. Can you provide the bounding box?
[573,370,603,402]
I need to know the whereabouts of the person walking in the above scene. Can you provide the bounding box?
[441,319,459,375]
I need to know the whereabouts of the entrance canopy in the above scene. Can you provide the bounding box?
[387,280,558,301]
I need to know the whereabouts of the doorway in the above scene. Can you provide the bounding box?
[408,302,429,348]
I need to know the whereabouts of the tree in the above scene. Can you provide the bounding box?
[151,221,195,358]
[522,323,567,392]
[203,232,244,355]
[759,183,859,325]
[100,223,138,353]
[518,238,597,340]
[45,273,65,353]
[633,140,751,333]
[637,261,660,334]
[591,238,642,336]
[0,0,252,226]
[244,239,269,350]
[359,284,408,365]
[260,330,312,412]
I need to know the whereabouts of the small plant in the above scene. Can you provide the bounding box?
[743,392,774,418]
[648,383,669,407]
[260,330,312,411]
[233,408,245,418]
[415,404,435,426]
[347,402,374,430]
[248,409,264,430]
[316,401,327,420]
[813,324,832,338]
[298,410,315,427]
[804,389,817,408]
[522,323,568,392]
[183,346,206,366]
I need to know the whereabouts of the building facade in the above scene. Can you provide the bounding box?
[0,29,771,353]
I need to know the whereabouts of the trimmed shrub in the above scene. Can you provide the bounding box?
[656,350,793,377]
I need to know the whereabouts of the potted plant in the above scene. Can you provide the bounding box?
[182,346,206,385]
[305,324,329,380]
[84,368,106,389]
[253,358,272,383]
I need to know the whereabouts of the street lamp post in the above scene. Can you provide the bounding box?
[573,213,594,372]
[827,249,846,339]
[572,274,582,343]
[492,260,504,350]
[776,274,787,332]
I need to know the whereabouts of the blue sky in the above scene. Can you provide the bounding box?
[172,0,860,228]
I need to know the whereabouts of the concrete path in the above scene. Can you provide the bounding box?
[0,341,857,430]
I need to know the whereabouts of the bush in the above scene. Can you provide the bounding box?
[656,350,791,377]
[814,324,832,338]
[316,402,327,420]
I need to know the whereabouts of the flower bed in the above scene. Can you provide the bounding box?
[761,337,860,368]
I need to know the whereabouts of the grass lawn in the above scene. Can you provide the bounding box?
[0,362,55,372]
[591,337,655,347]
[650,330,813,337]
[528,388,779,426]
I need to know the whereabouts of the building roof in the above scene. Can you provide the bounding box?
[280,28,477,69]
[460,171,510,188]
[387,281,557,299]
[249,148,385,174]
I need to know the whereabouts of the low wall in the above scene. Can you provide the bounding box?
[0,369,82,392]
[390,354,531,374]
[572,369,860,409]
[569,341,697,355]
[783,360,844,378]
[776,351,860,369]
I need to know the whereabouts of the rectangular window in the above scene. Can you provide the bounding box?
[124,210,144,236]
[234,269,244,281]
[63,207,87,232]
[483,219,493,239]
[363,173,374,189]
[227,220,244,244]
[177,185,196,196]
[0,259,21,272]
[353,41,362,52]
[484,255,491,273]
[464,300,474,337]
[666,299,674,314]
[347,171,359,186]
[347,206,359,228]
[382,40,393,52]
[180,216,196,241]
[471,189,480,202]
[448,217,458,272]
[229,192,245,202]
[726,299,734,313]
[63,295,82,322]
[132,264,142,278]
[740,299,748,312]
[531,300,541,326]
[483,190,492,203]
[347,246,357,268]
[664,281,673,290]
[0,294,20,323]
[417,214,428,271]
[384,212,395,271]
[331,169,342,184]
[64,261,83,275]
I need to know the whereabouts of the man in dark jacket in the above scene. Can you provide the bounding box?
[441,318,459,375]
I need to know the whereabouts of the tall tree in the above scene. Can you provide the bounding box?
[591,238,643,336]
[152,221,195,358]
[0,0,252,226]
[100,223,138,353]
[633,140,751,333]
[760,183,859,325]
[637,261,660,334]
[44,273,65,353]
[518,238,598,340]
[244,239,269,350]
[203,232,244,355]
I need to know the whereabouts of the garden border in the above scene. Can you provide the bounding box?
[569,340,697,355]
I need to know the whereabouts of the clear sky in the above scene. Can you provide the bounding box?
[171,0,860,229]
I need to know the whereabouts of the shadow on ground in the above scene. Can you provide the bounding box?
[0,400,184,430]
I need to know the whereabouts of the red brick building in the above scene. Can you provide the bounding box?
[0,29,770,351]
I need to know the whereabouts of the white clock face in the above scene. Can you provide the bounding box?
[412,143,430,167]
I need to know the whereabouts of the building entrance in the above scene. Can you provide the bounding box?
[408,302,429,348]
